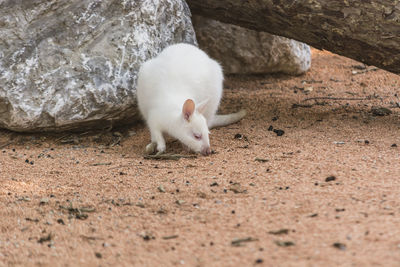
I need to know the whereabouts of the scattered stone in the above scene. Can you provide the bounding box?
[325,176,337,182]
[364,140,370,144]
[273,129,285,136]
[158,185,166,193]
[371,106,392,116]
[38,233,52,244]
[255,259,264,264]
[268,125,274,131]
[268,229,289,235]
[162,235,179,240]
[95,252,102,259]
[274,240,295,247]
[234,133,244,139]
[139,231,155,241]
[391,144,397,147]
[333,242,347,251]
[39,198,49,205]
[255,158,269,162]
[57,219,65,225]
[304,86,313,93]
[25,218,39,223]
[228,183,247,194]
[231,237,258,247]
[210,182,219,187]
[197,192,207,199]
[175,200,185,205]
[333,141,345,145]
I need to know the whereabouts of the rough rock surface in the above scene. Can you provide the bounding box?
[192,16,311,75]
[0,0,196,132]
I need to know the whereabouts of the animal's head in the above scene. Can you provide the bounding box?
[179,99,211,155]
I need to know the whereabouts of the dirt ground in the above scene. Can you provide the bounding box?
[1,49,400,266]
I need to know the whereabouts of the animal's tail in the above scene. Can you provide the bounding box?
[209,109,246,129]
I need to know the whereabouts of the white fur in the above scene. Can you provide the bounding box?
[137,43,245,155]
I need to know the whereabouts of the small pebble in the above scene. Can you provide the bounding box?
[255,259,264,264]
[325,176,336,182]
[333,242,347,251]
[273,129,285,136]
[95,252,102,258]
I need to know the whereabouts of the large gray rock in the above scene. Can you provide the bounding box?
[0,0,196,132]
[192,16,311,75]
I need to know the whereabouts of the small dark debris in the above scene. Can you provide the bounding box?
[364,140,370,144]
[162,235,178,240]
[197,192,207,199]
[119,172,127,175]
[272,116,278,121]
[75,213,88,220]
[268,125,274,131]
[234,133,243,139]
[57,219,65,225]
[268,229,289,235]
[95,252,102,259]
[333,242,347,251]
[38,233,52,244]
[391,143,397,147]
[140,231,155,241]
[255,158,269,163]
[325,176,336,182]
[308,213,318,218]
[25,217,39,223]
[59,205,95,220]
[39,198,49,205]
[231,237,258,247]
[274,240,295,247]
[228,183,247,194]
[371,106,392,116]
[255,259,264,264]
[273,129,285,136]
[335,208,346,212]
[210,182,219,187]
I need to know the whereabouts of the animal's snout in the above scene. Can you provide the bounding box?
[201,146,211,156]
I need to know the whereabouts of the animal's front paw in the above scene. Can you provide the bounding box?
[156,144,166,155]
[145,142,157,154]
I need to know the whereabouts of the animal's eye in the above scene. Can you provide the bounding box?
[193,133,202,140]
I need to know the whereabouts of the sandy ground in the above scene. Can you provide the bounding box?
[1,49,400,266]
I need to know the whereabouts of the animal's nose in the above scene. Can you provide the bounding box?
[201,147,211,156]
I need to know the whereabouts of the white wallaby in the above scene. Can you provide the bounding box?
[137,43,246,156]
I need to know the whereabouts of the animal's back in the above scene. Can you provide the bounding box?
[137,43,223,121]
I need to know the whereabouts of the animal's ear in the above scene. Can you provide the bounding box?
[196,99,209,115]
[182,99,195,121]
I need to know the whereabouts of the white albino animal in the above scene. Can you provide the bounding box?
[137,43,246,156]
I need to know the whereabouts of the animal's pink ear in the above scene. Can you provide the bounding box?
[197,99,209,115]
[182,99,195,121]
